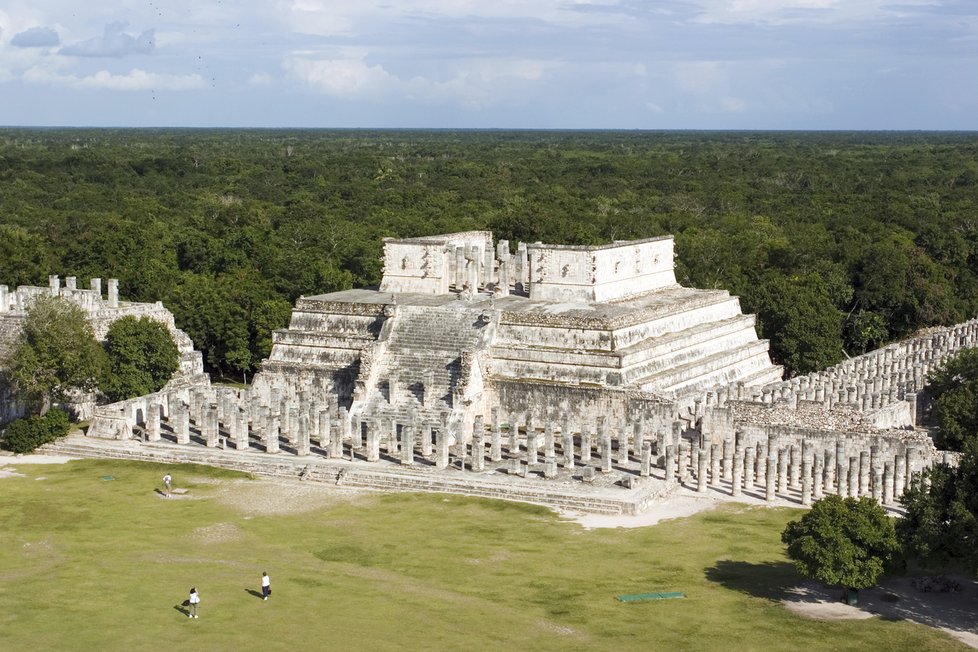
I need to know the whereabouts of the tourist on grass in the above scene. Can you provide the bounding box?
[262,571,271,600]
[163,473,172,498]
[188,587,200,618]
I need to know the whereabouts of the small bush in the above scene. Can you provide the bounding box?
[1,409,71,454]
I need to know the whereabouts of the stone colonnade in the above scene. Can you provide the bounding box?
[682,319,978,418]
[92,388,941,509]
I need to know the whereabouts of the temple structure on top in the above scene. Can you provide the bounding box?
[254,231,784,437]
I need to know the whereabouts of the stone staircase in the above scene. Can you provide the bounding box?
[257,299,387,403]
[356,303,493,426]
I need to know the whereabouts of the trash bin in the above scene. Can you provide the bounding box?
[846,588,859,605]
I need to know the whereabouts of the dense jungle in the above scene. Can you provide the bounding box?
[1,128,976,381]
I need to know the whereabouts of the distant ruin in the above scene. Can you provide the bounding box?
[25,232,978,514]
[0,275,205,423]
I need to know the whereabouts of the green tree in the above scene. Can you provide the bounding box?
[927,348,978,451]
[0,408,70,453]
[4,295,106,414]
[749,271,844,376]
[781,495,899,603]
[898,440,978,575]
[100,316,180,402]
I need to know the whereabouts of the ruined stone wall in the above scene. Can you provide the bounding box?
[0,275,206,424]
[526,236,676,303]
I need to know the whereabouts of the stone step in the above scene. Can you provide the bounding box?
[637,340,772,394]
[39,438,633,515]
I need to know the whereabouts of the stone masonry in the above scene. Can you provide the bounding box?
[63,232,977,513]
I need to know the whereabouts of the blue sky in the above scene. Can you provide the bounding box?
[0,1,976,129]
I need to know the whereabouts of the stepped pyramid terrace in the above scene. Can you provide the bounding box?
[50,231,978,514]
[255,231,784,434]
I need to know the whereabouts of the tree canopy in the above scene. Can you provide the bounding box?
[100,316,180,403]
[926,348,978,451]
[4,295,106,413]
[782,494,899,591]
[2,129,977,379]
[897,442,978,575]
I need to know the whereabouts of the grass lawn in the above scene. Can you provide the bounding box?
[0,459,967,651]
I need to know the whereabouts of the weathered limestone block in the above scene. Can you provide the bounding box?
[146,401,161,442]
[490,407,502,462]
[422,421,434,457]
[297,414,311,457]
[401,425,415,465]
[859,451,870,496]
[436,427,449,470]
[697,449,708,494]
[813,452,824,500]
[544,456,557,479]
[883,461,894,505]
[664,445,676,484]
[527,430,539,466]
[640,442,651,478]
[848,457,859,498]
[777,449,789,494]
[710,443,721,487]
[581,427,593,464]
[562,429,575,469]
[266,413,280,454]
[765,452,777,502]
[601,434,613,473]
[722,438,734,481]
[366,422,381,462]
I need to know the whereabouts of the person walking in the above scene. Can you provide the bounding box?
[261,572,271,600]
[188,587,200,618]
[163,473,172,498]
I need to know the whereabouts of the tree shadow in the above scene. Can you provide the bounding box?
[704,559,802,601]
[860,575,978,634]
[245,588,264,600]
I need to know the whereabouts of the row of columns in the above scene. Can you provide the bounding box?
[0,276,119,312]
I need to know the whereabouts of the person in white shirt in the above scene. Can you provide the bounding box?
[163,474,172,498]
[188,587,200,618]
[261,572,271,600]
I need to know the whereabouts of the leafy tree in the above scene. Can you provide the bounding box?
[926,348,978,451]
[749,271,844,376]
[782,495,899,602]
[0,408,70,453]
[898,440,978,575]
[100,316,180,402]
[4,295,106,414]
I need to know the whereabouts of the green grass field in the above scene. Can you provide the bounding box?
[0,460,967,651]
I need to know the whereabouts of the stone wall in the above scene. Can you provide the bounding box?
[527,236,676,302]
[0,275,206,424]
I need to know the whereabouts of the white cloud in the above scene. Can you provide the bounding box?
[284,57,396,98]
[690,0,943,25]
[11,26,60,48]
[284,53,560,108]
[60,21,155,58]
[275,0,628,36]
[23,66,205,91]
[249,72,273,86]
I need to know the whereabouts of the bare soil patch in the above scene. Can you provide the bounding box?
[212,478,367,516]
[784,575,978,649]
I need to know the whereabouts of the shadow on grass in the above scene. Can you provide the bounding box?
[245,589,264,599]
[704,560,801,601]
[174,604,190,617]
